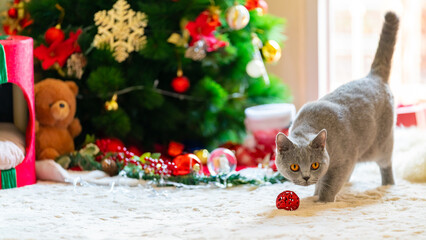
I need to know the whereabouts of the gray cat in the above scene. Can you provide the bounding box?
[275,12,399,202]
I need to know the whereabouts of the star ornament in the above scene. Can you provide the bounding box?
[93,0,148,62]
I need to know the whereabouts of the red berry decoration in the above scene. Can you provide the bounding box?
[171,76,190,93]
[276,190,300,211]
[7,8,18,19]
[44,27,65,45]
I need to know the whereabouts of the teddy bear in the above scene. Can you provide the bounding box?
[35,78,82,160]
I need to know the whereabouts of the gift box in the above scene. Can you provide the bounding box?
[396,104,426,128]
[0,36,36,189]
[242,103,296,166]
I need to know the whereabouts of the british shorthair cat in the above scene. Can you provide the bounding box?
[275,12,399,202]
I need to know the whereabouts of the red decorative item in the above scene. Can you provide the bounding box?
[34,29,82,70]
[95,138,125,153]
[168,141,184,157]
[144,157,175,176]
[185,9,227,52]
[276,190,300,211]
[44,27,65,46]
[245,0,268,13]
[0,36,36,189]
[172,154,202,176]
[7,8,18,19]
[171,76,190,93]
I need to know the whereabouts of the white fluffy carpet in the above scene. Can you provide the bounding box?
[1,128,425,240]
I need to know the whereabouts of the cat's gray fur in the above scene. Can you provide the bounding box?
[275,12,399,202]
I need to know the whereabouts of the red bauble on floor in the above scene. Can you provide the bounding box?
[276,190,299,211]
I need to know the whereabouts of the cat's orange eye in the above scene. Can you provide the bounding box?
[290,164,299,172]
[311,162,320,170]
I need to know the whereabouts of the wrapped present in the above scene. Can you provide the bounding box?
[396,104,426,128]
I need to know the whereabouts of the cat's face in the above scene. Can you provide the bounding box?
[275,129,330,186]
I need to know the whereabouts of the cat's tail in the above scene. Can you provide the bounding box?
[370,12,399,83]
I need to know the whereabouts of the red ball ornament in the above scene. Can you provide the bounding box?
[45,27,65,46]
[172,153,202,176]
[276,190,300,211]
[171,76,190,93]
[168,141,184,157]
[7,8,18,19]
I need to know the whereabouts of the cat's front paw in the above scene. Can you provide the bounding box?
[317,193,336,203]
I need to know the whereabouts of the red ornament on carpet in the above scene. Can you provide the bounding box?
[45,27,65,46]
[171,75,190,93]
[172,153,202,176]
[276,190,300,211]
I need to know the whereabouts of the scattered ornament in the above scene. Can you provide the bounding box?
[67,53,87,79]
[168,141,184,157]
[101,158,119,176]
[276,190,300,211]
[44,26,65,46]
[172,153,202,176]
[262,40,282,63]
[171,69,190,93]
[207,148,237,176]
[93,0,148,62]
[193,149,209,165]
[226,4,250,30]
[185,39,207,61]
[105,94,119,111]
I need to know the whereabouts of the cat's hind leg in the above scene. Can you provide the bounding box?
[377,139,395,185]
[377,151,395,185]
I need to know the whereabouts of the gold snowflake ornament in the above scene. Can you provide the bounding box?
[93,0,148,62]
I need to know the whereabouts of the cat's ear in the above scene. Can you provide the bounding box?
[276,132,294,152]
[310,129,327,150]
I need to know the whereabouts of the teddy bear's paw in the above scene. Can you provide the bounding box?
[38,148,60,160]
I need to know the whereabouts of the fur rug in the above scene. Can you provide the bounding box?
[0,127,425,240]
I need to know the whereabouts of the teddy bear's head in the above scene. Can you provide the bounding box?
[35,79,78,128]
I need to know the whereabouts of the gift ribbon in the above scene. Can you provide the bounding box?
[0,42,8,84]
[1,168,17,189]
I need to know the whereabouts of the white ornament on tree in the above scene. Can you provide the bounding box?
[246,59,265,78]
[226,4,250,30]
[93,0,148,62]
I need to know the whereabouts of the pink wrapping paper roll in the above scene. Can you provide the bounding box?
[0,35,35,189]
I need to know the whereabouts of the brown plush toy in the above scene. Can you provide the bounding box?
[35,79,82,160]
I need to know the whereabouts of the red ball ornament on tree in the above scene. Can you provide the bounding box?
[171,76,190,93]
[171,69,190,93]
[7,8,18,19]
[276,190,300,211]
[172,153,202,176]
[45,27,65,46]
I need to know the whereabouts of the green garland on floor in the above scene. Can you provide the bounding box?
[57,148,286,187]
[123,164,286,187]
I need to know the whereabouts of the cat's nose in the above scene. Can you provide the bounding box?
[303,177,310,182]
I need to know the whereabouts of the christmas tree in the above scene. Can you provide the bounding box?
[14,0,291,149]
